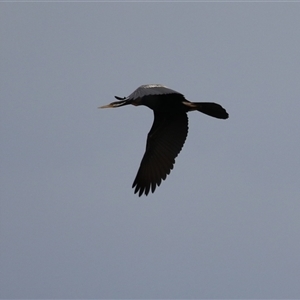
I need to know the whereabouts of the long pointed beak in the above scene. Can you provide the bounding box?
[98,103,115,109]
[98,97,132,109]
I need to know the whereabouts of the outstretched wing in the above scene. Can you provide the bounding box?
[132,111,188,196]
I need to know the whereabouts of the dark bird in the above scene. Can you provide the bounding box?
[100,84,228,196]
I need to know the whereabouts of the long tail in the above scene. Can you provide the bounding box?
[184,102,229,119]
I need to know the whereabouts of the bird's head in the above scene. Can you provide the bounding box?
[99,96,133,109]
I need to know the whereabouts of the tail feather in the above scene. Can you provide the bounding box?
[192,102,229,119]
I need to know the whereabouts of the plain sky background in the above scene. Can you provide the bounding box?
[1,2,300,299]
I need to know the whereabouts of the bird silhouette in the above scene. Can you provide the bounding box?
[100,84,228,196]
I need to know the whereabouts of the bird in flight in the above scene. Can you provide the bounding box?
[100,84,228,196]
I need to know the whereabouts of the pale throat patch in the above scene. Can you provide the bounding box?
[182,101,197,110]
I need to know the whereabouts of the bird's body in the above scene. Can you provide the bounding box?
[100,84,228,196]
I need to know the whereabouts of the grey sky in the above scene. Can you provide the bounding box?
[1,2,300,298]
